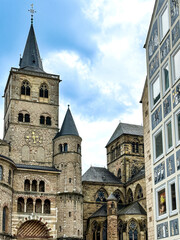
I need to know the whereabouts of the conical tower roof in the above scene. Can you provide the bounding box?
[19,24,44,72]
[54,107,79,139]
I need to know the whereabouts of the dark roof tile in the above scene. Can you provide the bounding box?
[106,122,143,147]
[54,108,79,139]
[19,24,44,72]
[82,167,122,184]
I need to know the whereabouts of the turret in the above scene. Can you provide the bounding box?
[107,193,118,240]
[54,107,83,239]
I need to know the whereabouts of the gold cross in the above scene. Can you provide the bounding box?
[28,4,36,24]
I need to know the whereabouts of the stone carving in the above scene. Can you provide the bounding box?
[154,162,165,185]
[148,20,159,60]
[149,52,159,79]
[172,82,180,108]
[152,105,162,130]
[163,94,171,117]
[160,35,170,63]
[172,21,180,47]
[170,0,179,26]
[166,154,175,177]
[170,219,179,236]
[157,222,168,239]
[176,149,180,170]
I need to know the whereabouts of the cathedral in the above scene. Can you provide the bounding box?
[0,14,147,240]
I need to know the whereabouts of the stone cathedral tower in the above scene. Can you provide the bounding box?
[0,13,83,240]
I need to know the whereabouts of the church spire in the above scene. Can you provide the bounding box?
[54,107,79,139]
[19,5,44,72]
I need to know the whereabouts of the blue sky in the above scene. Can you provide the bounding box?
[0,0,154,173]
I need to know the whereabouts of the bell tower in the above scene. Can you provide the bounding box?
[3,8,60,166]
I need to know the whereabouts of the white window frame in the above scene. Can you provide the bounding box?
[153,127,164,163]
[162,61,170,95]
[159,3,169,41]
[168,178,178,216]
[174,108,180,146]
[171,45,180,84]
[165,118,173,154]
[150,74,161,109]
[155,184,168,221]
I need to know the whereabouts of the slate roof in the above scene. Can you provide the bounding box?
[0,154,16,166]
[54,108,79,139]
[16,164,60,172]
[82,167,122,184]
[106,122,143,147]
[19,24,44,72]
[107,193,117,201]
[118,202,146,216]
[90,204,107,218]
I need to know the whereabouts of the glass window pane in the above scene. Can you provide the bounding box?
[161,7,169,39]
[155,131,163,158]
[158,189,166,215]
[153,78,160,105]
[171,183,176,211]
[178,113,180,141]
[167,121,172,149]
[163,65,169,92]
[174,49,180,81]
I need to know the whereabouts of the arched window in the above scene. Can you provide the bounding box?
[77,144,81,154]
[8,170,11,185]
[32,180,37,192]
[39,181,45,192]
[18,113,23,122]
[39,84,48,98]
[135,185,143,200]
[59,144,63,153]
[127,189,133,204]
[24,179,30,191]
[111,146,115,161]
[118,220,124,240]
[2,206,8,232]
[25,114,30,123]
[132,142,139,153]
[21,80,30,96]
[113,190,123,203]
[17,198,24,212]
[116,143,120,157]
[35,199,42,213]
[129,220,138,240]
[26,198,33,213]
[46,116,51,126]
[92,221,100,240]
[96,189,107,202]
[64,143,68,152]
[117,168,122,180]
[0,165,3,180]
[44,199,51,214]
[40,116,45,124]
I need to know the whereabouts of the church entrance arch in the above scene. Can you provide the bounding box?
[17,220,50,239]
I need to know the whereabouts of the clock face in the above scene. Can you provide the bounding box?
[25,130,43,145]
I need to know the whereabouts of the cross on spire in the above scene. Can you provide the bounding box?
[28,4,36,24]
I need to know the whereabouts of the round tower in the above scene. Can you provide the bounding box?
[54,107,83,240]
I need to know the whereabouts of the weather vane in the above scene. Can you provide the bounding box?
[28,4,36,24]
